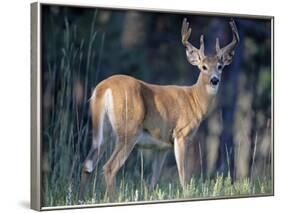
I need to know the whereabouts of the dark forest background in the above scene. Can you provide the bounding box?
[41,5,272,206]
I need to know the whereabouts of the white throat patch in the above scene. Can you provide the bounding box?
[205,84,219,95]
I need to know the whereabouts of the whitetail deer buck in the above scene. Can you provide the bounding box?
[79,18,239,202]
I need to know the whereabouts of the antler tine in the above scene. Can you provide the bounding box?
[181,18,192,46]
[215,37,220,53]
[219,19,239,56]
[181,18,205,57]
[230,19,240,42]
[199,34,205,56]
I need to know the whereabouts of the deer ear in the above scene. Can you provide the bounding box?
[185,49,202,66]
[221,50,235,66]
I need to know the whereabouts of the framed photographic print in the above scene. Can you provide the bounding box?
[31,1,274,211]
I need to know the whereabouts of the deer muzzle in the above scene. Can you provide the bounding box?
[210,76,220,86]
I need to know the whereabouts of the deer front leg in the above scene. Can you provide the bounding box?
[150,150,168,190]
[174,137,189,190]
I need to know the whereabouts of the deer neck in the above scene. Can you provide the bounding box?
[189,72,216,116]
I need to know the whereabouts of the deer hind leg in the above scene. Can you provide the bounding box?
[150,150,168,190]
[174,137,189,190]
[78,143,106,202]
[103,133,138,202]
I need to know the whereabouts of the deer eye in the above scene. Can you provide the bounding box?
[217,64,222,70]
[202,65,208,71]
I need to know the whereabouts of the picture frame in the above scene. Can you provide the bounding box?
[31,1,274,211]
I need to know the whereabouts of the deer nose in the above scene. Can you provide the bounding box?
[210,77,219,86]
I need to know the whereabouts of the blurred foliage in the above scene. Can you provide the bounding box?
[41,5,272,207]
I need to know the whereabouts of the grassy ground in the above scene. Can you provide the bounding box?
[43,170,272,206]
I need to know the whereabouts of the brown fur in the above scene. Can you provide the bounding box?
[94,74,214,142]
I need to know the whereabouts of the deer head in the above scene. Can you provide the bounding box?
[181,18,239,95]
